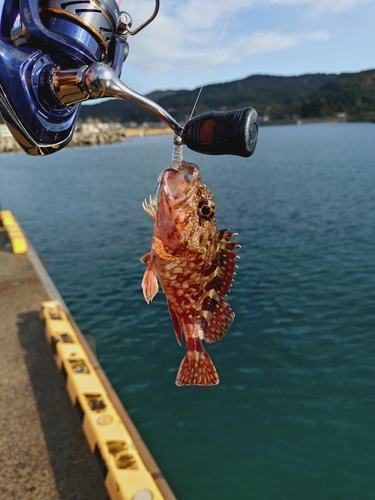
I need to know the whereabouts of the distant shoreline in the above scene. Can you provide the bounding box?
[1,117,374,154]
[0,124,173,154]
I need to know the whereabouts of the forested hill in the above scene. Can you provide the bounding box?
[301,70,375,117]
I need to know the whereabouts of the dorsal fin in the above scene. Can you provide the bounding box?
[200,230,239,343]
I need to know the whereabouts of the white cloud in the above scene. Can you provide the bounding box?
[263,0,372,12]
[123,0,346,78]
[219,30,330,61]
[130,0,374,23]
[127,6,331,76]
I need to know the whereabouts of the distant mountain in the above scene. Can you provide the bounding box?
[78,73,337,124]
[153,74,337,121]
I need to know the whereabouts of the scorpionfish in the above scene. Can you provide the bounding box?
[141,160,239,386]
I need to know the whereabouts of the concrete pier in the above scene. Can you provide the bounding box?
[0,225,110,500]
[0,218,175,500]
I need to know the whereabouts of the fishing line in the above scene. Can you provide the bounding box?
[171,3,237,173]
[188,0,238,121]
[127,0,135,15]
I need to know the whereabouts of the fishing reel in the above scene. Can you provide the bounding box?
[0,0,258,157]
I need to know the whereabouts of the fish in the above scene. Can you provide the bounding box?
[141,160,239,386]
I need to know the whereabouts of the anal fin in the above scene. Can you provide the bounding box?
[168,306,183,345]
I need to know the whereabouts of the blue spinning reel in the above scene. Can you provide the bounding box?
[0,0,258,157]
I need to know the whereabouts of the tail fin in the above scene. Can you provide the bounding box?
[175,349,219,386]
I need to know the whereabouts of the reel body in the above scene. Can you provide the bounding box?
[0,0,127,155]
[0,0,259,157]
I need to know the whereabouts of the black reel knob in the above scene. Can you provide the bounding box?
[182,107,258,158]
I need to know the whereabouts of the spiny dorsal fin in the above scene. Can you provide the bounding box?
[200,230,239,343]
[142,196,158,221]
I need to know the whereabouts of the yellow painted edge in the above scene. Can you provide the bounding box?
[1,210,28,254]
[40,300,165,500]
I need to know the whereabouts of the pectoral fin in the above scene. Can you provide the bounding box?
[141,254,159,304]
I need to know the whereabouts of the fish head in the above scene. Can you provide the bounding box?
[155,160,218,254]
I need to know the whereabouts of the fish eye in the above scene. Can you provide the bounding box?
[198,200,216,220]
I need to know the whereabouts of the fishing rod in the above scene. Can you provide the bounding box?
[0,0,258,158]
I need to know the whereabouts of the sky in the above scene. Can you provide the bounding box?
[119,0,375,94]
[1,0,375,94]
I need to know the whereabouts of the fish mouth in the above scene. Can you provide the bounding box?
[161,161,199,206]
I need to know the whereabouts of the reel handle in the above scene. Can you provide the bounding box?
[182,107,258,158]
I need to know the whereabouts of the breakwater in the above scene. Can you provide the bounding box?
[0,122,173,153]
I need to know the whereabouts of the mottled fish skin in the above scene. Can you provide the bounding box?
[141,160,239,386]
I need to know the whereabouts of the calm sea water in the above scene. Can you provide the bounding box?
[1,123,375,499]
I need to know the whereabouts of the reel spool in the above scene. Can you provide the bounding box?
[4,0,124,65]
[37,0,122,64]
